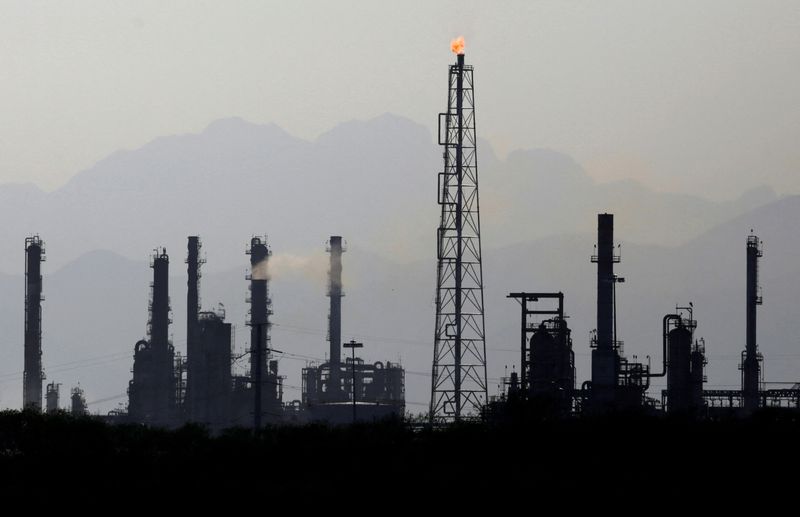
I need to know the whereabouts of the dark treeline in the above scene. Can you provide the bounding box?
[1,410,798,500]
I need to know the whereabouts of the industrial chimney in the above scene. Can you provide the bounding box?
[591,214,620,400]
[325,236,347,400]
[247,237,271,383]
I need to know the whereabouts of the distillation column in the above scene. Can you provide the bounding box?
[23,236,45,411]
[150,248,175,424]
[128,248,177,425]
[741,234,763,413]
[186,236,202,420]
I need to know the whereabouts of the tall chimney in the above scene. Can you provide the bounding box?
[248,237,271,382]
[23,236,45,411]
[328,236,344,369]
[591,214,618,392]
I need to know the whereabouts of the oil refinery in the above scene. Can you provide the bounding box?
[12,42,800,428]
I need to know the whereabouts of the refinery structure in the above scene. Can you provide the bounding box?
[491,214,800,417]
[118,234,404,428]
[14,40,800,426]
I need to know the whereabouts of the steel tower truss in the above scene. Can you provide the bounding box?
[430,53,487,422]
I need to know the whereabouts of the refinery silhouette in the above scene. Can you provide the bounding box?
[4,38,800,500]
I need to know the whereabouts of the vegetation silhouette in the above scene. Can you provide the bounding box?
[1,409,799,499]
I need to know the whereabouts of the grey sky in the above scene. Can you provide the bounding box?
[1,1,798,199]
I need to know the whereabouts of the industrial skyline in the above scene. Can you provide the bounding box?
[18,218,799,421]
[3,2,800,503]
[7,43,798,424]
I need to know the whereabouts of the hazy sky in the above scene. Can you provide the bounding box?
[1,1,799,199]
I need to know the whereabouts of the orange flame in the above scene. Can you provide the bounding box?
[450,36,465,55]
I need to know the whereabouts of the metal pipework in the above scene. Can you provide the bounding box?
[649,314,681,378]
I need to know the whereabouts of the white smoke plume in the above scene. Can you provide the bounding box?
[254,252,330,285]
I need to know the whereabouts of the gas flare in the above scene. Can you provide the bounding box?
[450,36,465,55]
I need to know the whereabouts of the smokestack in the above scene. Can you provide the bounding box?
[591,214,618,391]
[742,233,763,412]
[596,214,614,353]
[327,236,344,369]
[248,237,271,381]
[23,236,45,411]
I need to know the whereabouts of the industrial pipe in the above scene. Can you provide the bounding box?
[648,314,681,378]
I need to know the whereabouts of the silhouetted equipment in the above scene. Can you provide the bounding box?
[431,49,487,422]
[302,359,405,423]
[70,386,88,416]
[177,236,242,428]
[343,339,364,423]
[700,232,799,412]
[185,236,204,419]
[661,307,706,414]
[587,214,649,411]
[128,248,176,426]
[244,236,281,427]
[590,214,619,400]
[192,309,232,427]
[327,236,344,399]
[740,233,764,413]
[174,351,187,413]
[301,236,405,423]
[23,235,45,411]
[45,382,60,413]
[700,232,800,412]
[506,293,575,413]
[690,339,707,410]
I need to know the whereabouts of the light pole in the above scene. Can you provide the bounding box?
[343,340,363,424]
